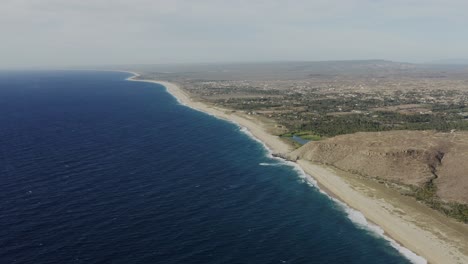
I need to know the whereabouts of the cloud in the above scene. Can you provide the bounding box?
[1,0,467,68]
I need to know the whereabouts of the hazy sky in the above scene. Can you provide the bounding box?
[1,0,467,68]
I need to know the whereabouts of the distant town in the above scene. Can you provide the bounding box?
[136,60,468,139]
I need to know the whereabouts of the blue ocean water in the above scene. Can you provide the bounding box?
[0,71,417,264]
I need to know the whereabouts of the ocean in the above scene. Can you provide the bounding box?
[0,71,418,263]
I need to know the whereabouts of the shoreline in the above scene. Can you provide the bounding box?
[128,74,292,154]
[127,73,467,264]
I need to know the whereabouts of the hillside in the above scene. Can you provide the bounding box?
[289,130,468,220]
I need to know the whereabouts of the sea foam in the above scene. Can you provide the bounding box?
[153,80,427,264]
[238,125,426,264]
[259,162,282,166]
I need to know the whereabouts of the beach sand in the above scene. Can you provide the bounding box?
[128,75,468,264]
[130,77,293,154]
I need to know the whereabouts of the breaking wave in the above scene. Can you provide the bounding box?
[238,125,426,264]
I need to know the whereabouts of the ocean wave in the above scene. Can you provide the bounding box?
[238,127,426,264]
[239,127,271,154]
[285,162,426,264]
[287,161,426,263]
[335,201,427,264]
[152,89,427,264]
[259,162,278,166]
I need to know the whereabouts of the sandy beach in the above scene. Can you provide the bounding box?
[128,75,292,154]
[128,74,468,264]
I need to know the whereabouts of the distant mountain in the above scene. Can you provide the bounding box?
[122,60,421,81]
[428,59,468,65]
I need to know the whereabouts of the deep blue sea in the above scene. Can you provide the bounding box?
[0,71,420,264]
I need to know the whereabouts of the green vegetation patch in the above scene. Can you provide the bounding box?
[411,182,468,223]
[296,112,468,137]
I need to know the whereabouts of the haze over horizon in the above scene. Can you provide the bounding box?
[2,0,468,69]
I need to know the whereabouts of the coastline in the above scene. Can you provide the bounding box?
[127,74,292,154]
[127,74,468,264]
